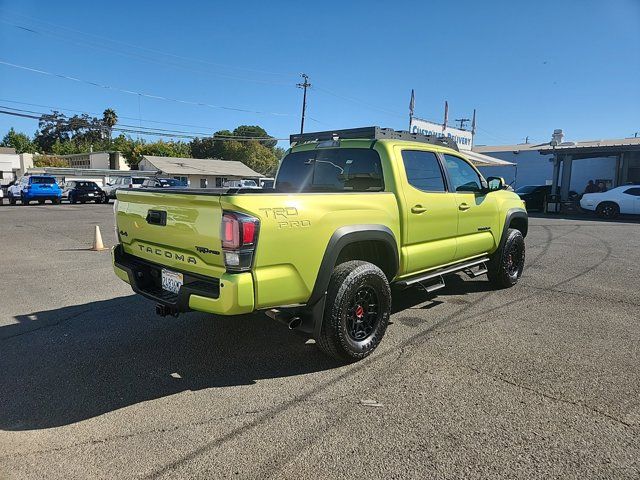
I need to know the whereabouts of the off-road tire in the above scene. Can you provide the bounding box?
[596,202,619,219]
[487,228,525,288]
[317,260,391,362]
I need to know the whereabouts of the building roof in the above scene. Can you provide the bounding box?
[27,167,156,177]
[142,156,262,178]
[475,137,640,154]
[473,143,546,153]
[0,147,17,154]
[537,137,640,154]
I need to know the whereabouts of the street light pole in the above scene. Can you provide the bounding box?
[297,73,311,134]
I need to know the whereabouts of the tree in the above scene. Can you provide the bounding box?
[218,140,279,176]
[233,125,277,148]
[1,128,37,154]
[34,111,104,152]
[102,109,118,140]
[33,155,70,167]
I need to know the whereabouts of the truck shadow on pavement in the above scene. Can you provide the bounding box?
[0,276,486,431]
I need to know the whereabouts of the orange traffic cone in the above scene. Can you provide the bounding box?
[91,225,107,251]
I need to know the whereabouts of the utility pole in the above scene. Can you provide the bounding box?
[455,118,470,130]
[297,73,311,134]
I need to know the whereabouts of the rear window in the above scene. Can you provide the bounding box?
[276,148,384,192]
[30,177,56,185]
[77,181,98,188]
[132,178,145,185]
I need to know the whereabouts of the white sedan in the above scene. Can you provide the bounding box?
[580,185,640,217]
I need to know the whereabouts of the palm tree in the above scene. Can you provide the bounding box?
[102,108,118,141]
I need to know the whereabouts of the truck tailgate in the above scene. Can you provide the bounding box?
[116,189,227,278]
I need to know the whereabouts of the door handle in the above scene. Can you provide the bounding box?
[458,203,471,211]
[411,204,427,214]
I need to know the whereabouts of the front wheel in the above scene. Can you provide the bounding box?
[317,260,391,362]
[487,228,525,288]
[596,202,619,218]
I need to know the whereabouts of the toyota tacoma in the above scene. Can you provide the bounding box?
[112,127,527,361]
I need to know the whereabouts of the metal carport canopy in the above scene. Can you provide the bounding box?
[462,150,515,167]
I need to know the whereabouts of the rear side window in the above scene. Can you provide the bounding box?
[30,177,56,185]
[277,148,384,192]
[624,187,640,196]
[401,150,446,192]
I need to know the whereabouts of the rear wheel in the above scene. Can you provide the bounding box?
[38,199,45,204]
[317,260,391,362]
[52,197,60,205]
[487,228,525,288]
[596,202,619,218]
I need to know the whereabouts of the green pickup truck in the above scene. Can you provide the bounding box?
[112,127,527,361]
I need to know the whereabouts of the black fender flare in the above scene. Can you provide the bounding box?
[498,208,528,252]
[301,225,399,337]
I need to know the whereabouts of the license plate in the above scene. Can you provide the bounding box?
[161,269,183,294]
[88,193,94,196]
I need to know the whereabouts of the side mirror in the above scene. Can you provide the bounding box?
[486,176,505,192]
[106,182,111,186]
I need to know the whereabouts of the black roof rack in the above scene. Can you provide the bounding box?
[289,126,459,151]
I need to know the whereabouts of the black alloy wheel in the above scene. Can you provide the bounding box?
[346,286,379,342]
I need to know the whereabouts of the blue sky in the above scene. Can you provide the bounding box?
[0,0,638,147]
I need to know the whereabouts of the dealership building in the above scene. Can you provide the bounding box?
[474,131,640,200]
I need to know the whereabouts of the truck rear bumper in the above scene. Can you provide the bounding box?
[112,244,254,315]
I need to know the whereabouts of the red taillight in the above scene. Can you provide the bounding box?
[221,211,259,271]
[242,221,256,245]
[222,213,240,249]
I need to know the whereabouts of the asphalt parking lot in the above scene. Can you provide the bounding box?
[0,204,638,479]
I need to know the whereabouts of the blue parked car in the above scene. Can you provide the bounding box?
[7,175,62,205]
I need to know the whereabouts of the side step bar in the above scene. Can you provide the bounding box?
[396,257,490,288]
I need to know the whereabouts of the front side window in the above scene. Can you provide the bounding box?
[277,148,384,192]
[443,154,483,193]
[401,150,446,192]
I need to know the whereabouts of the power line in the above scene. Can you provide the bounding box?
[313,85,406,119]
[0,19,295,87]
[0,12,297,79]
[0,60,296,117]
[0,98,239,131]
[0,108,289,141]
